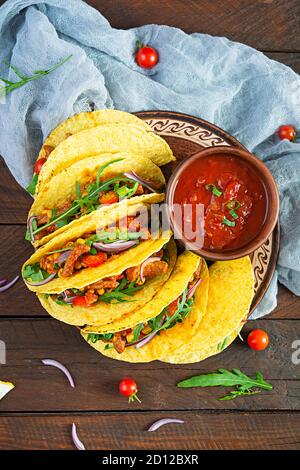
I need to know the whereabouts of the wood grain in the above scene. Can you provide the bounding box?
[0,318,299,413]
[1,412,300,450]
[87,0,300,51]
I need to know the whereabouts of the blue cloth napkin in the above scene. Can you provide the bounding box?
[0,0,299,318]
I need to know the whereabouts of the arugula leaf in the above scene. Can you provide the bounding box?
[96,159,124,187]
[22,263,51,282]
[26,174,38,195]
[75,181,81,199]
[177,368,273,401]
[99,280,142,303]
[87,333,113,343]
[133,323,144,342]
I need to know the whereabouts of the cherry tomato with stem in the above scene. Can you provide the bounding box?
[135,43,159,69]
[119,377,141,403]
[34,158,47,175]
[277,125,296,141]
[247,329,269,351]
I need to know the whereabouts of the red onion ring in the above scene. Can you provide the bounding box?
[41,359,75,387]
[139,256,161,283]
[56,250,71,266]
[0,275,19,293]
[72,423,86,450]
[25,272,56,286]
[134,315,166,349]
[123,171,162,192]
[0,279,7,286]
[93,240,138,253]
[147,418,184,432]
[28,216,38,243]
[60,290,76,304]
[187,278,202,300]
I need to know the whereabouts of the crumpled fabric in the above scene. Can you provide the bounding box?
[0,0,299,318]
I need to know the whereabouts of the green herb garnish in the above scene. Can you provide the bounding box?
[26,174,38,196]
[22,264,52,282]
[0,55,72,98]
[177,368,273,401]
[205,184,222,197]
[222,217,236,227]
[99,279,143,304]
[227,200,240,220]
[133,323,144,342]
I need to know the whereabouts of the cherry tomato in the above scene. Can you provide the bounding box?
[82,252,107,268]
[119,377,141,403]
[136,46,159,69]
[72,296,88,307]
[247,329,269,351]
[277,125,296,141]
[99,191,119,205]
[34,158,47,175]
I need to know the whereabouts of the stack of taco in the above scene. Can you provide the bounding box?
[22,109,254,364]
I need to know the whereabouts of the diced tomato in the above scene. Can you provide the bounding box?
[224,180,241,200]
[72,296,88,307]
[82,252,107,268]
[34,158,47,175]
[99,191,118,205]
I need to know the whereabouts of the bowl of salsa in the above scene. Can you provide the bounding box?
[166,146,279,260]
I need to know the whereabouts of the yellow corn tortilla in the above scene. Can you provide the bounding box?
[159,257,254,364]
[81,254,209,363]
[30,153,166,247]
[38,239,177,327]
[37,124,175,193]
[23,195,169,294]
[37,109,151,161]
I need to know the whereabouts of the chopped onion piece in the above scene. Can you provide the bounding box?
[148,418,184,432]
[0,275,19,293]
[41,359,75,388]
[72,423,86,450]
[25,272,56,286]
[93,240,137,253]
[139,256,161,283]
[28,216,38,243]
[123,171,162,192]
[187,278,202,300]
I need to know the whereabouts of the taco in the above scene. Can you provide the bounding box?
[37,109,151,161]
[22,196,170,294]
[36,124,175,193]
[158,257,254,364]
[27,154,166,247]
[38,238,176,327]
[81,252,209,363]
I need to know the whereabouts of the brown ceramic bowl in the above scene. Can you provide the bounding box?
[166,146,279,261]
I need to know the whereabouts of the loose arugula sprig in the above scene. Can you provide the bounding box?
[0,55,72,97]
[177,368,273,401]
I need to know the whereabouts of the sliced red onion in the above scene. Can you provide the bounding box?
[0,275,19,293]
[93,240,138,253]
[123,171,162,192]
[72,423,86,451]
[57,250,71,266]
[139,256,161,283]
[41,359,75,387]
[25,272,56,286]
[61,290,76,304]
[135,315,166,349]
[148,418,185,432]
[0,279,7,286]
[187,277,202,300]
[28,216,38,243]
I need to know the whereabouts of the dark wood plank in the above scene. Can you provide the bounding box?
[0,158,31,224]
[0,318,299,412]
[88,0,300,51]
[1,412,300,449]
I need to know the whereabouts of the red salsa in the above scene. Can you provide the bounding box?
[174,154,267,250]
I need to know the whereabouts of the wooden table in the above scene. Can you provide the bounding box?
[0,0,299,450]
